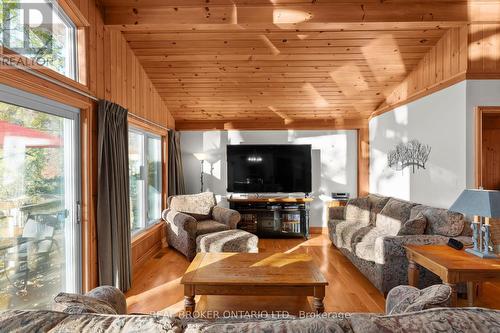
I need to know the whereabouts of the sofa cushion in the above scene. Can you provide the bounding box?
[169,192,216,220]
[345,197,371,224]
[0,310,70,332]
[185,316,353,333]
[386,285,452,315]
[354,228,389,263]
[410,205,464,237]
[376,198,416,235]
[53,293,118,315]
[398,212,427,236]
[349,308,500,333]
[196,220,229,236]
[3,310,184,333]
[329,206,346,220]
[367,194,390,225]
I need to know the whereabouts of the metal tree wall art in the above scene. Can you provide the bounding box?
[387,140,431,173]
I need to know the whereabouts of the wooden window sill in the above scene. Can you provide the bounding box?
[131,220,164,245]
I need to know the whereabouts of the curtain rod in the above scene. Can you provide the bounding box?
[6,60,170,132]
[128,112,169,131]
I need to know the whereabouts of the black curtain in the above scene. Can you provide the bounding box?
[168,130,186,197]
[96,100,131,292]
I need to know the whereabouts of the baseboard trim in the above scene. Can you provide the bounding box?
[134,243,162,272]
[309,227,328,235]
[131,222,165,274]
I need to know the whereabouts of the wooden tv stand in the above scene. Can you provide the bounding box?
[228,196,312,239]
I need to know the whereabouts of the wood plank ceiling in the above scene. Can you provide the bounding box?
[101,1,498,127]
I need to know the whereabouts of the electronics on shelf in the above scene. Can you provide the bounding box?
[332,192,350,200]
[228,196,311,239]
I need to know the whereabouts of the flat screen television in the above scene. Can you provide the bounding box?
[227,144,312,193]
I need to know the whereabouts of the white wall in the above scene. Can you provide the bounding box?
[370,81,468,208]
[370,79,500,209]
[180,130,358,227]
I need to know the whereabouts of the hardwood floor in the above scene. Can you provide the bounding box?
[125,233,500,315]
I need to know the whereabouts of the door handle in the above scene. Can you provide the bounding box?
[76,201,81,225]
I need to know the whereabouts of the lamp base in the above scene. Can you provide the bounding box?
[465,248,499,259]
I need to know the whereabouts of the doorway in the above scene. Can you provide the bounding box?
[0,84,81,309]
[476,106,500,250]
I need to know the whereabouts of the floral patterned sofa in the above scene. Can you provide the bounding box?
[0,285,499,332]
[327,194,472,294]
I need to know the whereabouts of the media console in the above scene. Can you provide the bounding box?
[228,196,312,239]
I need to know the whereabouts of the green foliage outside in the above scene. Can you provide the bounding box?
[0,103,64,205]
[0,1,69,206]
[0,0,70,76]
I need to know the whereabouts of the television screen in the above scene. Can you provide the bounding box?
[227,144,312,193]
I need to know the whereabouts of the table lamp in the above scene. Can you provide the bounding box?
[449,189,500,259]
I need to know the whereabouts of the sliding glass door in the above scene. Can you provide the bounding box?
[0,84,80,309]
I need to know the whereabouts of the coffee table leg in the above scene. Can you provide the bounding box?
[408,259,419,287]
[184,285,196,314]
[445,283,458,307]
[313,286,325,313]
[313,297,325,313]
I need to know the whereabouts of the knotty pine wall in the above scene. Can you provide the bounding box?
[71,0,175,127]
[72,0,174,289]
[373,26,469,116]
[469,24,500,76]
[375,24,500,116]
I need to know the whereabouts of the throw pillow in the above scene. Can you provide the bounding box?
[387,285,452,315]
[375,198,416,235]
[169,192,216,220]
[53,292,118,315]
[367,194,390,225]
[398,213,427,236]
[411,205,465,237]
[85,285,127,314]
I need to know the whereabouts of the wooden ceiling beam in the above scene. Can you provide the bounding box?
[136,53,427,61]
[130,46,432,56]
[136,59,422,67]
[127,38,441,49]
[103,2,500,29]
[123,30,448,41]
[174,118,369,130]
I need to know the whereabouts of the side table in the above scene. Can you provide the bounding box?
[405,245,500,306]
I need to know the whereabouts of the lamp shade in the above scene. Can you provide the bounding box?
[193,153,209,161]
[449,189,500,218]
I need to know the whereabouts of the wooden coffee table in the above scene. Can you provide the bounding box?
[405,245,500,306]
[180,252,328,313]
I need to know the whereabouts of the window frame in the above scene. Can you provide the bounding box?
[128,126,163,235]
[0,0,79,81]
[52,0,79,80]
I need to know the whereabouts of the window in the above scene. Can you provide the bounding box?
[128,128,162,234]
[0,84,81,310]
[1,0,78,79]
